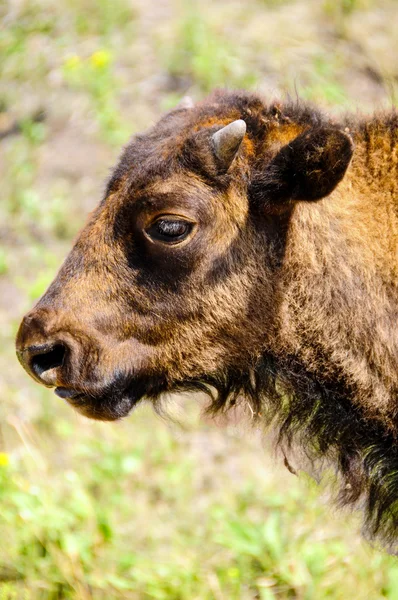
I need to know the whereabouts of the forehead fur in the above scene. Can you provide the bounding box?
[141,173,248,227]
[105,90,325,199]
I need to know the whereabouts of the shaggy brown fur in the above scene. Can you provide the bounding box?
[16,90,398,544]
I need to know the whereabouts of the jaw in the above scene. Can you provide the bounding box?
[56,369,229,421]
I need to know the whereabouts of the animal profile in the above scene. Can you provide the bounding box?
[16,90,398,544]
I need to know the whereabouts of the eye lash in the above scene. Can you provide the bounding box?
[146,217,194,244]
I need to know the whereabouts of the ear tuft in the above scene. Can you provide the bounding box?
[251,127,354,204]
[212,119,247,172]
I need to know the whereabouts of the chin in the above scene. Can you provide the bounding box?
[67,394,139,421]
[57,390,139,421]
[54,372,170,421]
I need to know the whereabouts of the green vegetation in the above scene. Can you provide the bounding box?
[1,0,398,597]
[1,402,398,599]
[164,6,258,94]
[62,50,127,145]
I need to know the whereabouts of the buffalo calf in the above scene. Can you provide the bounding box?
[16,90,398,543]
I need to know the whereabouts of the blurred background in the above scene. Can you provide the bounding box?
[1,0,398,598]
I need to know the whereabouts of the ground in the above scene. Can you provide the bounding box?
[1,0,398,598]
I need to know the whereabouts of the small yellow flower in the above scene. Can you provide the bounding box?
[90,50,111,69]
[0,452,10,467]
[64,55,82,70]
[227,567,240,579]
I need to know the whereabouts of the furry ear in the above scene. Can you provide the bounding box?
[250,127,354,204]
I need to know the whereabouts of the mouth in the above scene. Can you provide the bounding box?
[53,374,169,421]
[52,384,143,420]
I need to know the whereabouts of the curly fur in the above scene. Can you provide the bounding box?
[192,358,398,545]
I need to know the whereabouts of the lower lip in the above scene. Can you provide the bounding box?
[54,387,83,400]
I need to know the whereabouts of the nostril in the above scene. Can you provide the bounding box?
[30,344,66,379]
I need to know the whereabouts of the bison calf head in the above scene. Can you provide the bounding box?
[16,92,353,420]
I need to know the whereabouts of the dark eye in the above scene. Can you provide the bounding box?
[146,217,193,244]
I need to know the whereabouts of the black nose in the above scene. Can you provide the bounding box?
[30,343,66,378]
[18,342,66,386]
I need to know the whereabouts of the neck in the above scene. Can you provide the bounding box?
[350,112,398,200]
[275,112,398,421]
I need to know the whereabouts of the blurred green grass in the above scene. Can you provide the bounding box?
[1,0,398,597]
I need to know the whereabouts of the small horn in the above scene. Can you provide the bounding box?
[212,119,246,171]
[176,96,194,109]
